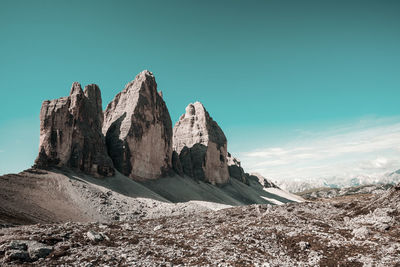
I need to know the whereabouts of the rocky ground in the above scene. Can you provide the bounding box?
[1,185,399,266]
[0,169,233,226]
[0,168,301,227]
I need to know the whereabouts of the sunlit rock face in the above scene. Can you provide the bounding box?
[35,83,114,177]
[173,102,229,185]
[103,70,173,180]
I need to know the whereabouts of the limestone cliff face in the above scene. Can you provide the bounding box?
[34,83,114,177]
[103,70,173,180]
[173,102,229,185]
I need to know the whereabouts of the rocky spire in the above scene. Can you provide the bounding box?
[102,70,173,180]
[34,82,114,177]
[173,102,229,185]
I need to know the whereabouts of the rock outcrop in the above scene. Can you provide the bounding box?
[227,152,248,184]
[250,172,278,188]
[103,70,173,180]
[34,83,114,177]
[226,153,278,187]
[173,102,229,185]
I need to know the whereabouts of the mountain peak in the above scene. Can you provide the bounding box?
[69,82,83,95]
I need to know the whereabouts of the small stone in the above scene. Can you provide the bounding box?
[298,241,310,251]
[352,226,369,239]
[153,225,163,231]
[376,223,391,231]
[86,231,104,242]
[122,223,134,231]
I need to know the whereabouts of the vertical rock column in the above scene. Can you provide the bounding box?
[103,70,173,180]
[34,83,114,177]
[173,102,230,185]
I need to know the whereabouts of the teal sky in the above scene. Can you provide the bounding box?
[1,0,399,177]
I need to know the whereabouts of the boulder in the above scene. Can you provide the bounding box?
[2,240,53,263]
[103,70,173,180]
[34,82,114,177]
[5,250,30,262]
[27,242,53,261]
[173,102,229,185]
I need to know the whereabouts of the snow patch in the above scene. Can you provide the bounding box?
[263,188,304,202]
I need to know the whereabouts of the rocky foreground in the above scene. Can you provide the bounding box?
[1,186,399,266]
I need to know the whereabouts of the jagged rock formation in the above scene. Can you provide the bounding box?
[226,154,277,188]
[34,83,114,177]
[250,173,279,188]
[103,70,173,180]
[227,152,248,184]
[173,102,229,185]
[32,71,271,188]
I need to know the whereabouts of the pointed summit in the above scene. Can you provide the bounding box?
[70,82,83,95]
[103,70,173,180]
[173,102,227,153]
[173,102,229,185]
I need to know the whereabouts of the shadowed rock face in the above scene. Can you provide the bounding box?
[171,151,183,176]
[227,152,248,184]
[34,83,114,177]
[173,102,229,185]
[103,70,173,180]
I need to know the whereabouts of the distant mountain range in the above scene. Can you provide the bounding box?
[277,169,400,193]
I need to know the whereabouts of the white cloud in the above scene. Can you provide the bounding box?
[237,117,400,184]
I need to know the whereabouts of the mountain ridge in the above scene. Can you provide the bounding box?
[0,70,302,227]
